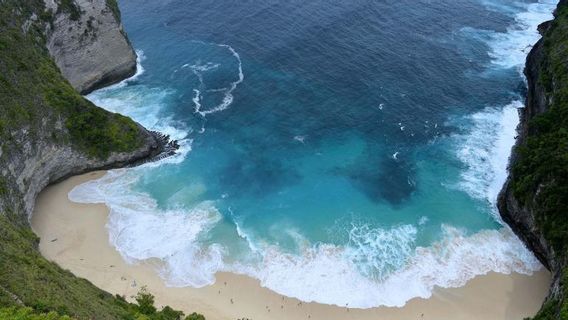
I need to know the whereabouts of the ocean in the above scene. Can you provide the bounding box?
[70,0,555,308]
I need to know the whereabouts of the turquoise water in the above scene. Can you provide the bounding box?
[72,0,554,308]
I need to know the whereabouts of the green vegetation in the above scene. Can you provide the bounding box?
[532,267,568,320]
[57,0,82,21]
[184,313,205,320]
[0,211,205,319]
[0,0,205,319]
[0,0,141,158]
[0,307,73,320]
[513,3,568,254]
[0,212,133,318]
[106,0,121,21]
[509,3,568,320]
[0,178,7,196]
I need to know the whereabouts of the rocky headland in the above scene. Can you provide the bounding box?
[498,1,568,318]
[44,0,137,94]
[0,0,182,318]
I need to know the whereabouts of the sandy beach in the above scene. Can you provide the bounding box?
[31,171,551,320]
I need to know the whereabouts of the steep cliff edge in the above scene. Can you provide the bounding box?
[498,1,568,318]
[44,0,137,94]
[0,0,185,318]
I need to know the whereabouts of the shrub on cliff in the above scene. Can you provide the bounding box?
[510,2,568,320]
[0,307,73,320]
[512,3,568,255]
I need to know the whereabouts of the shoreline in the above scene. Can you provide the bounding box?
[31,171,551,320]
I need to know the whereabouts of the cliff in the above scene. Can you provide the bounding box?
[498,1,568,318]
[0,0,187,318]
[44,0,137,94]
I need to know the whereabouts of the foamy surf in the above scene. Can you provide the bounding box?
[486,0,556,71]
[467,0,555,72]
[456,102,521,207]
[455,0,555,210]
[231,226,540,308]
[69,169,224,287]
[70,170,542,307]
[86,66,192,164]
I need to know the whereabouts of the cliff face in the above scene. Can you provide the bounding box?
[499,30,553,272]
[498,36,562,301]
[0,0,163,221]
[3,122,160,219]
[0,1,175,317]
[498,1,568,318]
[44,0,137,94]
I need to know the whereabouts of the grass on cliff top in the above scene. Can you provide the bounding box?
[0,0,141,159]
[511,3,568,320]
[0,212,205,320]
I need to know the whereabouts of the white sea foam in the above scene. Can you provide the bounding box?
[492,1,555,71]
[238,1,549,307]
[86,70,192,164]
[227,225,540,308]
[187,43,244,117]
[69,170,224,287]
[455,0,554,208]
[480,0,556,72]
[97,50,146,90]
[69,170,541,308]
[229,207,261,253]
[457,102,521,206]
[69,168,543,307]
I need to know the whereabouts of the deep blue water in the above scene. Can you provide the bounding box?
[74,0,554,307]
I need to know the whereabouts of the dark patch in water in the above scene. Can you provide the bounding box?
[335,145,416,205]
[219,156,301,197]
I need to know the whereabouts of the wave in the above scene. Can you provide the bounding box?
[487,0,556,71]
[456,102,521,208]
[86,53,192,164]
[96,50,147,91]
[468,0,555,72]
[232,225,540,308]
[70,171,543,308]
[455,0,555,210]
[69,170,224,287]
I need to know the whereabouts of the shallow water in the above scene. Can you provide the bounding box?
[74,0,555,308]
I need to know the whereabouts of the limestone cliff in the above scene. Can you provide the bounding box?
[44,0,137,94]
[498,1,568,318]
[0,0,178,317]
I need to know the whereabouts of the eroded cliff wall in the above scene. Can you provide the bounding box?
[499,1,568,318]
[44,0,137,94]
[0,0,171,317]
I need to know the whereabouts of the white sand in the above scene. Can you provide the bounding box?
[31,171,551,320]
